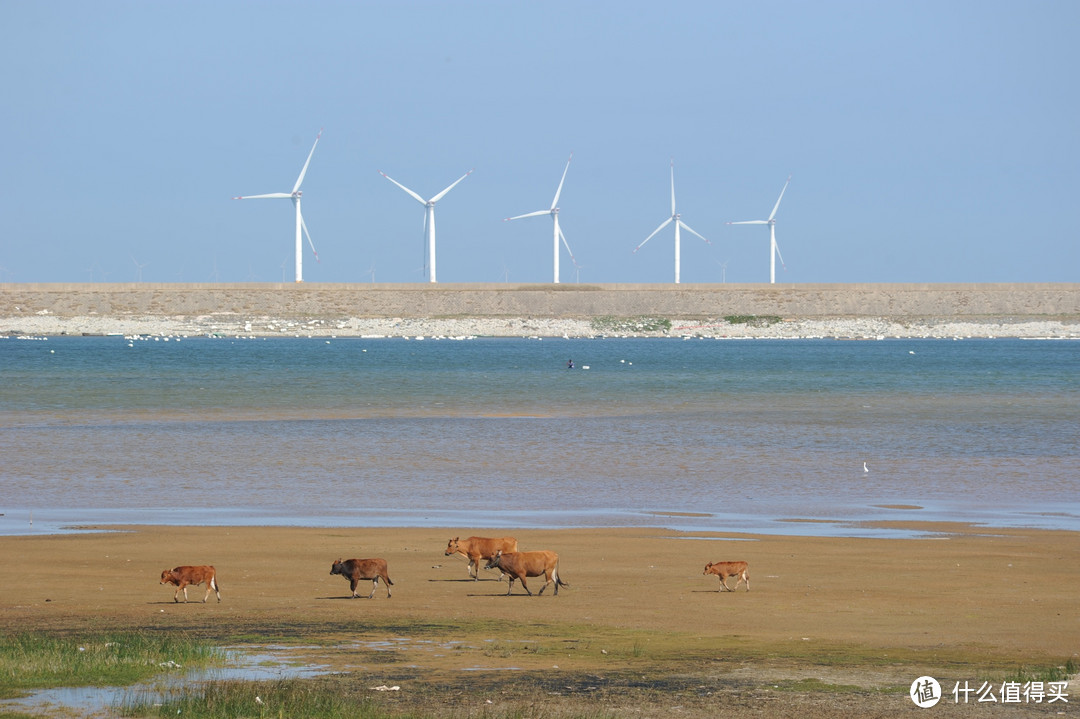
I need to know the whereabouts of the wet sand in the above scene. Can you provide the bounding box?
[3,523,1077,717]
[3,523,1076,660]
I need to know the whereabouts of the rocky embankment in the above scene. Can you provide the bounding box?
[2,283,1078,339]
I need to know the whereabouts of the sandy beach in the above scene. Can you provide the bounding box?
[2,523,1077,716]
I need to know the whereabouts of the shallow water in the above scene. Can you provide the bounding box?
[1,336,1077,538]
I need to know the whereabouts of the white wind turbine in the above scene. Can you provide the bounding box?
[233,129,322,283]
[633,160,710,284]
[503,153,578,283]
[728,175,791,284]
[379,168,473,283]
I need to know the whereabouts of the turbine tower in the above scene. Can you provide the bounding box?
[504,153,577,283]
[728,175,791,284]
[380,169,473,283]
[232,129,323,283]
[633,160,710,284]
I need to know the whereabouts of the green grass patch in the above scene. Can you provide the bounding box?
[590,316,671,334]
[0,631,223,698]
[723,314,782,326]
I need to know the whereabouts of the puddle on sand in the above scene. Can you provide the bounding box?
[1,647,331,718]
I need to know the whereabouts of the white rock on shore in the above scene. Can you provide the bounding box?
[2,313,1077,339]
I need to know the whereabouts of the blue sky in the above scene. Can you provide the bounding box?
[2,1,1077,285]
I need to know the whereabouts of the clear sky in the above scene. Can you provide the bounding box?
[2,1,1077,285]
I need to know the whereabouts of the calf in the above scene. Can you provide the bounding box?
[330,558,393,598]
[160,565,221,603]
[484,549,568,596]
[444,536,518,580]
[703,561,750,592]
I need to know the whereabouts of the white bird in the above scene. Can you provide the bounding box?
[863,462,870,473]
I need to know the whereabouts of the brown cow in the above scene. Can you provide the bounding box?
[330,558,393,598]
[160,565,221,603]
[444,536,518,580]
[703,561,750,592]
[484,549,568,596]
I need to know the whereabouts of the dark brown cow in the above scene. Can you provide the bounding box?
[703,561,750,592]
[330,558,393,598]
[484,549,567,596]
[160,565,221,603]
[444,536,518,580]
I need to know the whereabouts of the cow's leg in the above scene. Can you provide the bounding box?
[519,577,532,596]
[505,577,515,595]
[211,577,222,602]
[718,577,730,592]
[538,572,552,595]
[181,583,190,602]
[743,573,750,591]
[349,578,360,598]
[383,575,392,598]
[367,577,378,599]
[202,583,211,603]
[173,586,181,603]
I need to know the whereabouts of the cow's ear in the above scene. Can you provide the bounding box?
[452,537,458,542]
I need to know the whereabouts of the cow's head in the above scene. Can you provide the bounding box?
[159,569,174,584]
[330,559,345,576]
[484,550,503,571]
[703,563,714,575]
[444,537,460,556]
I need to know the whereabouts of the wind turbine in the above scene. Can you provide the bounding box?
[728,175,791,284]
[503,153,577,283]
[130,255,148,282]
[379,168,473,283]
[233,129,323,283]
[633,160,710,284]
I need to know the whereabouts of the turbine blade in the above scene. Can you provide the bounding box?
[504,210,549,221]
[233,192,292,200]
[669,159,676,216]
[558,225,579,266]
[301,214,320,262]
[775,241,786,269]
[551,152,572,209]
[380,171,427,204]
[430,168,473,203]
[292,128,323,194]
[727,220,768,225]
[769,175,791,221]
[679,220,711,244]
[634,217,673,252]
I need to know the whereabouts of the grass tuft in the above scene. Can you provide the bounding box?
[0,631,223,698]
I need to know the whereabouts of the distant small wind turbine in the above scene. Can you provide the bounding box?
[633,160,710,284]
[728,175,791,284]
[131,255,148,282]
[233,129,323,283]
[504,153,578,283]
[380,168,473,284]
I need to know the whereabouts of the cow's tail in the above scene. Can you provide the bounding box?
[555,562,569,589]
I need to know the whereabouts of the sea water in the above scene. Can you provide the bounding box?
[1,335,1077,537]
